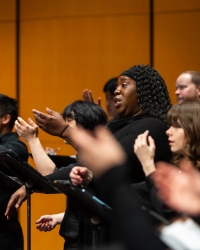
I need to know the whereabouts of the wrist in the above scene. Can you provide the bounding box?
[142,160,156,176]
[60,125,69,138]
[28,137,39,144]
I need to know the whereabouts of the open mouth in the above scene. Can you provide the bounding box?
[114,97,121,108]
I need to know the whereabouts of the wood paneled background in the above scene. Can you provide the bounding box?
[0,0,200,249]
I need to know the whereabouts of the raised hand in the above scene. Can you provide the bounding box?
[32,108,68,137]
[68,126,127,177]
[15,117,38,142]
[153,161,200,215]
[82,89,101,106]
[134,130,156,176]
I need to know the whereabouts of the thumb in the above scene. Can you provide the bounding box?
[28,118,38,127]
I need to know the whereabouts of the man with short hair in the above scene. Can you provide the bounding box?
[0,94,28,250]
[175,71,200,103]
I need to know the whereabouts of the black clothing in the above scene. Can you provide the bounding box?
[132,175,177,221]
[98,165,167,250]
[108,114,171,183]
[0,132,29,250]
[45,114,171,249]
[46,164,109,250]
[46,164,79,250]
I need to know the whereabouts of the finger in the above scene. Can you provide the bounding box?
[80,168,87,174]
[89,91,94,103]
[28,118,38,127]
[17,117,26,125]
[148,136,155,148]
[97,97,101,106]
[46,107,59,116]
[32,109,41,116]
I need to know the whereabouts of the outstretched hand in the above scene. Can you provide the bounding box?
[36,214,60,232]
[32,108,68,137]
[69,126,127,177]
[5,185,27,220]
[15,117,38,142]
[82,89,101,106]
[153,162,200,215]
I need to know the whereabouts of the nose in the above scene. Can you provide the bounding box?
[114,86,120,96]
[166,126,172,136]
[175,88,180,95]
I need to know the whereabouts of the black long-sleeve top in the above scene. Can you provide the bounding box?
[108,114,171,183]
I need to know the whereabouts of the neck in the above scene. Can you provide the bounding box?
[132,109,143,117]
[179,158,193,170]
[0,126,12,135]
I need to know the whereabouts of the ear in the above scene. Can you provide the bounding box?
[2,114,11,125]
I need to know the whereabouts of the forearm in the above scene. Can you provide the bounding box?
[141,159,156,176]
[28,138,56,175]
[60,126,78,149]
[52,212,64,224]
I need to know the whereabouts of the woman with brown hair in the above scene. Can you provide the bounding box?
[134,98,200,176]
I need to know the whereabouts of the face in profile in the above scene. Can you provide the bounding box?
[166,123,186,154]
[114,76,141,118]
[175,73,200,103]
[105,91,117,118]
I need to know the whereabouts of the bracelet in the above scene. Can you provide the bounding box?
[59,125,69,138]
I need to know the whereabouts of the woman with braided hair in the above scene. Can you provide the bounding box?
[106,64,172,183]
[32,64,172,185]
[31,64,172,247]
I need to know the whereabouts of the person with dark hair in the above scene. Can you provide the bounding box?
[175,71,200,103]
[133,98,200,220]
[0,94,28,250]
[103,77,118,118]
[29,65,172,247]
[8,100,107,250]
[106,64,172,183]
[82,77,118,119]
[33,65,171,182]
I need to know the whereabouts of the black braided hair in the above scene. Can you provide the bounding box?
[111,64,172,122]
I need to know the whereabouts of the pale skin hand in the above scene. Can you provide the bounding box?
[134,130,156,176]
[36,212,64,232]
[15,117,38,142]
[69,166,93,186]
[15,116,56,175]
[82,89,101,106]
[64,125,127,177]
[153,162,200,216]
[5,185,26,220]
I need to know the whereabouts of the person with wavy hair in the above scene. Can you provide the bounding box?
[166,98,200,169]
[105,64,172,182]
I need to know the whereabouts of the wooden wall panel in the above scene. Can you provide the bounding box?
[18,1,149,250]
[0,0,16,97]
[2,0,200,249]
[154,1,200,104]
[155,0,200,12]
[19,5,150,155]
[20,0,149,18]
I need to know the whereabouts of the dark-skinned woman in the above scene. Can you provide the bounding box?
[31,64,172,247]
